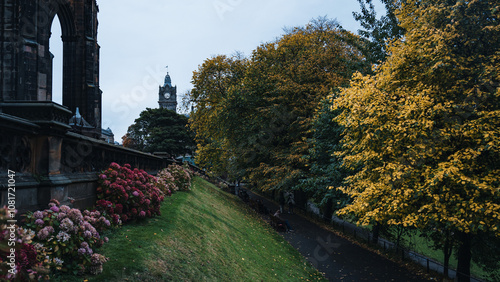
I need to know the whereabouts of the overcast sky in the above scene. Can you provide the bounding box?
[50,0,384,143]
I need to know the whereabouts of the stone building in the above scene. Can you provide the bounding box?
[101,127,114,144]
[0,0,102,137]
[158,71,177,112]
[0,0,168,212]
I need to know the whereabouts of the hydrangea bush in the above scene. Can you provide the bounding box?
[3,162,194,279]
[96,163,165,223]
[156,168,177,194]
[0,207,43,281]
[162,164,192,192]
[23,200,110,275]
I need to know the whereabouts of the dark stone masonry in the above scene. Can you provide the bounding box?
[0,0,169,213]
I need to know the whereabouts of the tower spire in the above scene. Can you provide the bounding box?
[159,65,177,112]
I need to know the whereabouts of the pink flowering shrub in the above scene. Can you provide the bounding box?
[96,163,165,223]
[161,164,192,192]
[23,199,109,275]
[156,168,178,193]
[0,207,43,281]
[150,172,172,198]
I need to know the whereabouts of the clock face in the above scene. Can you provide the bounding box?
[164,92,171,99]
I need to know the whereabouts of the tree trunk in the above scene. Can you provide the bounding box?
[456,232,472,282]
[443,231,452,278]
[372,222,380,244]
[324,198,333,222]
[395,226,404,251]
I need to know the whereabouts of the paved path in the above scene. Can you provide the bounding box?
[246,191,431,282]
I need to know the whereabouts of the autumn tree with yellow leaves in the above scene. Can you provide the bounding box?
[188,17,369,186]
[334,1,499,280]
[238,17,369,191]
[188,54,248,178]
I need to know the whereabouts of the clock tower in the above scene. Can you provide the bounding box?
[159,69,178,112]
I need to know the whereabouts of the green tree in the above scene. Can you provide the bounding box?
[122,108,195,157]
[353,0,405,63]
[471,233,500,281]
[236,17,369,192]
[334,1,499,280]
[188,54,249,178]
[295,96,351,217]
[188,18,369,187]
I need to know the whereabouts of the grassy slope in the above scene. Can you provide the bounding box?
[74,177,325,281]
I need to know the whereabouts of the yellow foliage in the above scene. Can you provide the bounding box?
[334,1,500,236]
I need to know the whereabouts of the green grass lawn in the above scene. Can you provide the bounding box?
[404,232,489,280]
[56,176,325,281]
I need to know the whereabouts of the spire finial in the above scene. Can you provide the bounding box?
[166,65,169,75]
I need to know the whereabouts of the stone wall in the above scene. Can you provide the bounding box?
[0,106,170,214]
[0,0,102,131]
[0,1,172,214]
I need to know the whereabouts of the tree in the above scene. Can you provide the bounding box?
[122,108,195,157]
[420,228,456,277]
[188,18,369,187]
[334,1,499,281]
[353,0,405,63]
[122,122,145,149]
[235,17,369,192]
[471,233,500,281]
[295,96,351,218]
[188,54,249,178]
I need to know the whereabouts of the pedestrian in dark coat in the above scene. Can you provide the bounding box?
[279,191,285,213]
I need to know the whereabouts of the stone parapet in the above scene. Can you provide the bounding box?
[0,113,171,213]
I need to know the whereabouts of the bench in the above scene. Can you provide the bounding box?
[270,215,287,232]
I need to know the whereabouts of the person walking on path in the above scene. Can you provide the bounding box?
[286,191,295,214]
[278,191,286,213]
